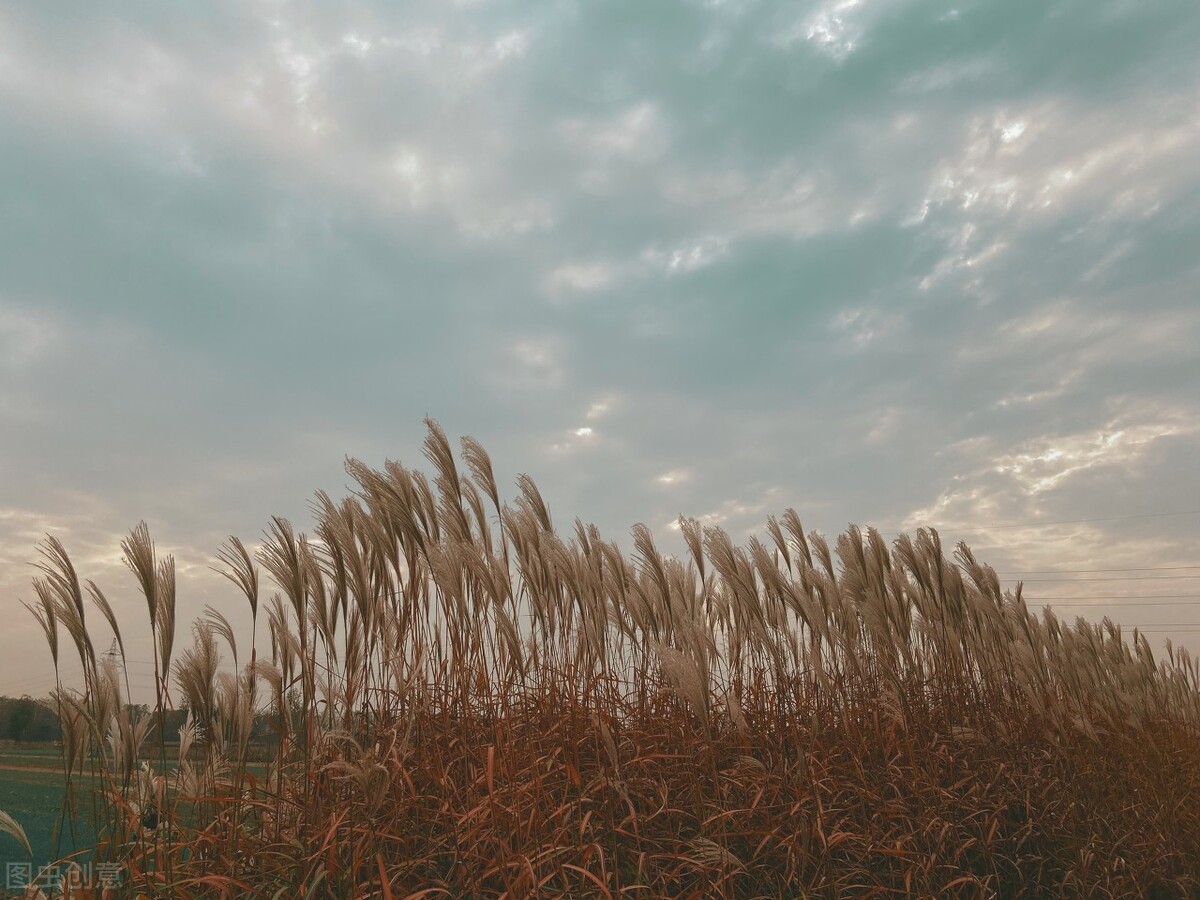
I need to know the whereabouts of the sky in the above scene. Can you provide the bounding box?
[1,0,1198,698]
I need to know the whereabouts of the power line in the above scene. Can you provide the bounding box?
[1039,620,1200,632]
[0,666,83,689]
[1013,575,1200,582]
[1133,629,1200,634]
[1040,601,1200,607]
[995,566,1200,574]
[1026,594,1199,600]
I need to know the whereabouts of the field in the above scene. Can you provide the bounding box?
[0,745,63,772]
[4,422,1200,897]
[0,748,94,891]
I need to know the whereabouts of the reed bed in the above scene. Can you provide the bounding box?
[10,420,1200,898]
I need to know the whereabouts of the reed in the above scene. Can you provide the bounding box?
[8,420,1200,897]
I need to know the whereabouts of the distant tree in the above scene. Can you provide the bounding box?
[0,694,74,742]
[8,696,37,743]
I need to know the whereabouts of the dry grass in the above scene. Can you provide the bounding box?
[8,420,1200,898]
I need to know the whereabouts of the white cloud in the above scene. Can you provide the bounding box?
[495,336,567,391]
[865,407,905,443]
[560,102,668,164]
[341,33,373,58]
[661,169,749,206]
[662,488,781,538]
[672,156,883,240]
[895,56,997,94]
[0,303,61,370]
[916,98,1199,239]
[392,149,430,208]
[548,423,604,453]
[904,406,1199,539]
[641,235,730,275]
[491,30,531,62]
[831,306,904,348]
[992,417,1197,495]
[656,469,691,486]
[999,120,1027,144]
[543,261,617,295]
[513,338,560,372]
[780,0,867,60]
[586,396,617,420]
[378,28,444,59]
[992,371,1080,410]
[977,300,1200,371]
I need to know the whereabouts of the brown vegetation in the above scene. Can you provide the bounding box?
[9,420,1200,897]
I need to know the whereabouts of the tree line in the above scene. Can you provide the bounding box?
[0,695,280,748]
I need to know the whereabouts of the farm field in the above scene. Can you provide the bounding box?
[0,745,276,897]
[0,745,66,773]
[0,762,94,889]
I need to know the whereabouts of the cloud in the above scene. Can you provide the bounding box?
[991,415,1196,495]
[656,469,691,487]
[543,261,617,296]
[1,0,1199,694]
[640,236,730,275]
[0,302,61,370]
[831,307,905,349]
[791,0,868,60]
[499,336,569,392]
[586,396,617,420]
[559,102,669,165]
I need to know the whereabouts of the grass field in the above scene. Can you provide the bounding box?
[0,754,95,887]
[0,745,269,896]
[0,744,66,770]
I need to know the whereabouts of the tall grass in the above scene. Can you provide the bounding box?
[12,420,1200,897]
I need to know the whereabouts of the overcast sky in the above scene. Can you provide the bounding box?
[2,0,1198,698]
